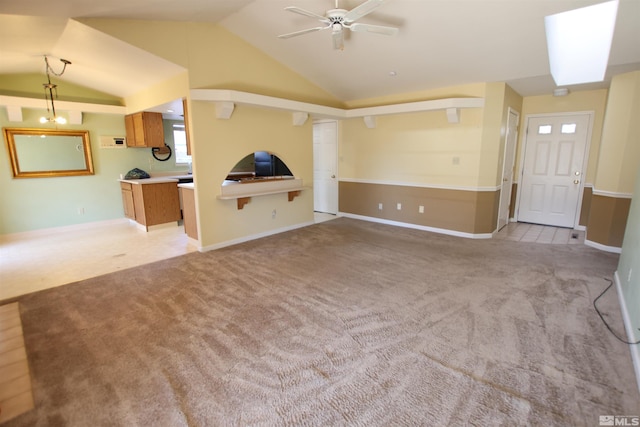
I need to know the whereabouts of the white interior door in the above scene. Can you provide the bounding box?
[497,109,519,231]
[518,113,590,228]
[313,121,338,214]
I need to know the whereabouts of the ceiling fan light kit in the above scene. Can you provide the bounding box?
[278,0,398,50]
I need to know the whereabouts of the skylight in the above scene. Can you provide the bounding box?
[545,0,619,86]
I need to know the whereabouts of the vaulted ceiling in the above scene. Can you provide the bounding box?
[0,0,639,103]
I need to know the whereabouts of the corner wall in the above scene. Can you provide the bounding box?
[190,103,314,249]
[589,71,640,249]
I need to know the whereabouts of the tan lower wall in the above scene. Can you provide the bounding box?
[579,186,593,227]
[586,194,631,248]
[339,181,499,235]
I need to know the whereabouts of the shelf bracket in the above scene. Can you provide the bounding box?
[292,112,308,126]
[6,106,23,122]
[215,101,235,119]
[288,190,301,202]
[237,197,250,210]
[446,107,460,124]
[363,115,376,129]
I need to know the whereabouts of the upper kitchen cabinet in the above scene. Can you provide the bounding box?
[125,111,165,148]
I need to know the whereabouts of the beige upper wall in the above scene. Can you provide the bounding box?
[519,89,608,185]
[339,104,485,188]
[79,18,344,108]
[595,71,640,195]
[190,103,313,247]
[339,82,522,190]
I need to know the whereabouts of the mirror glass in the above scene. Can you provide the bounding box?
[3,128,94,178]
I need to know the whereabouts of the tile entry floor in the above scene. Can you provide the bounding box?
[494,221,585,245]
[0,216,582,423]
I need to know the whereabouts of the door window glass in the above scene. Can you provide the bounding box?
[538,125,552,134]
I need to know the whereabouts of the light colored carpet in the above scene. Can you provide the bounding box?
[4,218,639,425]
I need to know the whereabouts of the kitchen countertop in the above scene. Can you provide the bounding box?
[178,182,194,189]
[120,174,193,185]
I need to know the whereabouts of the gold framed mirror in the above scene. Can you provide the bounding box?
[3,128,95,178]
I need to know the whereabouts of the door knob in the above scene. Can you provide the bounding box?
[574,179,580,184]
[331,175,335,178]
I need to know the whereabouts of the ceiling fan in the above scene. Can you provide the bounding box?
[278,0,398,50]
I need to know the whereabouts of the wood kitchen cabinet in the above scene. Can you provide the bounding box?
[121,181,181,230]
[120,182,136,220]
[124,111,164,148]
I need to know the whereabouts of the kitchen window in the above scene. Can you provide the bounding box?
[173,124,191,165]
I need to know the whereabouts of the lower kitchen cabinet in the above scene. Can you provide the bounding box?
[120,182,136,220]
[121,181,181,230]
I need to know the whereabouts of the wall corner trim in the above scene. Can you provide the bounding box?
[592,188,633,199]
[338,212,493,240]
[584,239,622,253]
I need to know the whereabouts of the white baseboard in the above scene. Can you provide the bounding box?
[337,212,493,239]
[199,221,315,252]
[0,218,129,243]
[584,239,622,254]
[614,271,640,394]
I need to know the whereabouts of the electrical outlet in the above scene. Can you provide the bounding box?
[452,156,460,165]
[397,203,402,210]
[378,203,383,210]
[272,209,277,219]
[419,205,424,214]
[77,207,85,215]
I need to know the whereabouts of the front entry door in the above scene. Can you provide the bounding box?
[518,113,590,228]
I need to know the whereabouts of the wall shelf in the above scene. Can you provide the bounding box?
[217,178,304,210]
[190,89,485,124]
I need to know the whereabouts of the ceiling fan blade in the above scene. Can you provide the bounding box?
[278,26,328,39]
[332,28,344,50]
[348,22,398,36]
[343,0,387,23]
[284,6,330,23]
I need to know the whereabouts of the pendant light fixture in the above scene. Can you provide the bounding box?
[40,55,72,125]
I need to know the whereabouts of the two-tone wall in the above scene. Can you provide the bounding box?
[589,71,640,250]
[338,82,522,236]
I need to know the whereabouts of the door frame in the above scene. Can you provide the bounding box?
[496,107,520,231]
[514,111,595,229]
[313,119,339,214]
